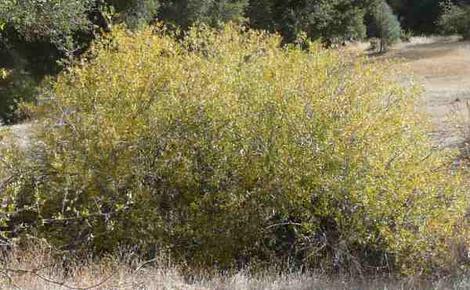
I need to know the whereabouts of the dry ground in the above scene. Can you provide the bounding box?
[385,36,470,148]
[1,248,468,290]
[0,122,32,149]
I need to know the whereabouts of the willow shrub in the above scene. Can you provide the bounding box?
[0,25,468,274]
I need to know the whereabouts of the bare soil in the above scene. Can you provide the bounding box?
[386,36,470,147]
[0,122,32,149]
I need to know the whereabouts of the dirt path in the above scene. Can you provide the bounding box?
[388,37,470,148]
[0,123,32,149]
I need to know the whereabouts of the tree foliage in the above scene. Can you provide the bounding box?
[368,1,401,52]
[0,0,93,46]
[159,0,248,28]
[438,0,470,40]
[247,0,372,43]
[1,25,467,274]
[0,0,95,123]
[106,0,160,29]
[388,0,442,34]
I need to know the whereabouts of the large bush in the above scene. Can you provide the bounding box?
[0,25,468,274]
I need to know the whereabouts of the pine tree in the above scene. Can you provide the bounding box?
[369,1,401,52]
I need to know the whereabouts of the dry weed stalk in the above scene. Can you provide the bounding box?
[0,246,468,290]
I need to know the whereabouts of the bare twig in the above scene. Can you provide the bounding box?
[265,222,303,230]
[2,265,115,290]
[0,175,14,194]
[133,258,158,274]
[32,271,115,290]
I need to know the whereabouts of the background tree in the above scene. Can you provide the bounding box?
[247,0,373,43]
[0,0,95,124]
[368,1,401,52]
[388,0,441,34]
[159,0,248,28]
[438,0,470,40]
[106,0,160,29]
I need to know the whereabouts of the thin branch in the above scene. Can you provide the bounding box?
[133,258,158,274]
[32,271,115,290]
[265,222,303,230]
[0,175,14,194]
[2,265,115,290]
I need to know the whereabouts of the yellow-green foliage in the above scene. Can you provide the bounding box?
[1,25,468,274]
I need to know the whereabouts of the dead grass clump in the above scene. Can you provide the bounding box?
[0,246,469,290]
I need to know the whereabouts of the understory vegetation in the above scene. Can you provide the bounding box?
[0,26,468,279]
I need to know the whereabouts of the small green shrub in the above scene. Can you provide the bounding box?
[0,25,467,274]
[400,29,413,42]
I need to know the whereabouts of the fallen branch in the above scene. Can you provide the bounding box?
[1,264,115,290]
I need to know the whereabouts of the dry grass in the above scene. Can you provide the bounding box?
[384,36,470,148]
[347,36,470,147]
[0,246,468,290]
